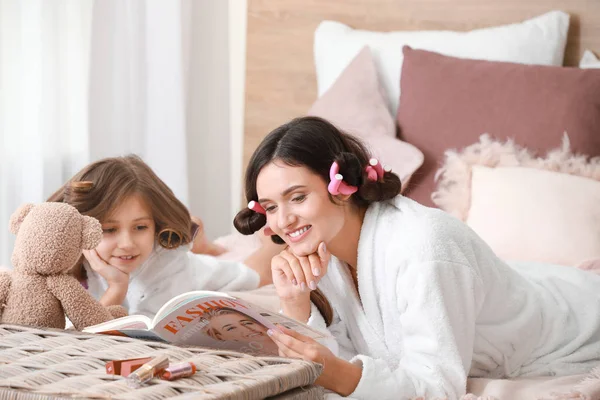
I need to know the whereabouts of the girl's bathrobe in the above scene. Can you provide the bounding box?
[309,196,600,400]
[85,244,260,317]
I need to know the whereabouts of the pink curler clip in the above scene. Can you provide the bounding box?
[365,158,385,182]
[248,201,266,215]
[328,162,358,195]
[365,166,377,182]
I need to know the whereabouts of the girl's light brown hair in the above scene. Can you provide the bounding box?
[47,154,192,248]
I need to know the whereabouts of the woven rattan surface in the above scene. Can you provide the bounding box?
[0,324,324,399]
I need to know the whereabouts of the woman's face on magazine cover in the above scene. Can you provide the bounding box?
[256,161,346,256]
[207,312,278,354]
[95,194,156,273]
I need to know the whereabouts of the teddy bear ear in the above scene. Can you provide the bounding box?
[81,216,103,250]
[9,203,35,235]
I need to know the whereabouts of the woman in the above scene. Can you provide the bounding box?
[233,116,600,399]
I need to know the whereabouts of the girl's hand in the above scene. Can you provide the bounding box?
[268,326,362,395]
[82,249,129,287]
[190,216,226,256]
[271,242,330,302]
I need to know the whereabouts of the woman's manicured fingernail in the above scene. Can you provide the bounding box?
[322,243,327,253]
[291,278,297,286]
[309,281,317,290]
[300,282,307,291]
[267,329,274,336]
[312,267,320,276]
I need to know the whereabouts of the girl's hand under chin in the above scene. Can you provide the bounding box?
[82,249,129,287]
[82,249,130,307]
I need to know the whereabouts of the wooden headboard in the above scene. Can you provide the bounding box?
[243,0,600,173]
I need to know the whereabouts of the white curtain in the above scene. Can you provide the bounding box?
[88,0,189,202]
[0,0,93,266]
[0,0,191,267]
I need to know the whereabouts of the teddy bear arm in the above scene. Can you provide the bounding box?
[0,271,12,310]
[46,275,115,330]
[106,304,128,319]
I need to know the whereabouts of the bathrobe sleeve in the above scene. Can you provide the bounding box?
[307,303,358,361]
[187,252,260,292]
[350,260,483,400]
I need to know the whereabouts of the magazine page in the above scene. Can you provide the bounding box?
[153,295,286,355]
[83,315,152,333]
[96,329,165,342]
[151,290,227,327]
[240,302,331,340]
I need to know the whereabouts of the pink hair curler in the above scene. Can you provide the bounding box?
[365,158,385,182]
[328,161,358,195]
[248,201,266,215]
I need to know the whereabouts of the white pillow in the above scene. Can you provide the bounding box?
[580,49,600,68]
[466,165,600,267]
[314,11,569,114]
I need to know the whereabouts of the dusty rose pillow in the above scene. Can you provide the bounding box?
[433,134,600,267]
[308,46,423,188]
[397,46,600,207]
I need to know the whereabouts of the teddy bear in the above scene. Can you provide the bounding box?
[0,202,127,330]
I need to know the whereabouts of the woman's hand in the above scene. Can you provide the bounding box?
[271,242,330,300]
[190,216,226,256]
[82,249,129,287]
[271,242,330,322]
[268,326,362,396]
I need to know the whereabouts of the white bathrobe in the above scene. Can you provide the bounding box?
[308,196,600,400]
[85,244,260,318]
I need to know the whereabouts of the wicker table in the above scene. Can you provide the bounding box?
[0,324,324,399]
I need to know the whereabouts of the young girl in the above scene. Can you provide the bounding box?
[48,155,281,318]
[233,116,600,399]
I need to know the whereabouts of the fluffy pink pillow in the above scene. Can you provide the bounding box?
[433,135,600,267]
[308,46,423,188]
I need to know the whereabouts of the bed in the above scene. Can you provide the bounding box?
[219,1,600,399]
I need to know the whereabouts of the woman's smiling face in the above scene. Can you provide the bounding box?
[206,311,279,355]
[256,161,346,256]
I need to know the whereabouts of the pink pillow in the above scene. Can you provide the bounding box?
[397,46,600,207]
[433,134,600,267]
[308,46,423,188]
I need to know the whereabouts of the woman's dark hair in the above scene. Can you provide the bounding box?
[233,116,402,325]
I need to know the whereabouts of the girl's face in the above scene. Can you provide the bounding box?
[95,194,156,273]
[256,161,347,256]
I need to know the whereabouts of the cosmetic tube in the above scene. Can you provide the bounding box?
[126,355,169,388]
[161,362,197,380]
